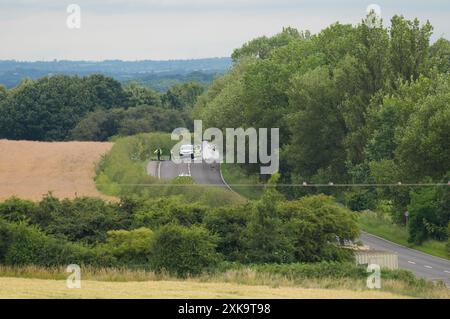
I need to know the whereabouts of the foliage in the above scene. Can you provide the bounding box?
[151,224,220,276]
[407,183,450,244]
[194,14,450,247]
[0,220,96,266]
[0,74,128,140]
[358,211,449,259]
[162,81,204,109]
[71,105,190,141]
[0,75,203,141]
[102,228,155,266]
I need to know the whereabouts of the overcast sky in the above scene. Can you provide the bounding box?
[0,0,449,61]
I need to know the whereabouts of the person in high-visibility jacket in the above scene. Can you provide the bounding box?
[154,148,162,161]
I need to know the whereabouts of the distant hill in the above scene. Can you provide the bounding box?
[0,58,232,91]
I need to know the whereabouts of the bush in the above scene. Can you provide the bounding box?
[35,195,131,244]
[204,205,250,261]
[0,219,11,262]
[151,224,220,276]
[2,221,95,266]
[408,184,450,244]
[344,189,377,211]
[103,228,154,266]
[244,190,358,263]
[0,197,38,223]
[132,197,207,229]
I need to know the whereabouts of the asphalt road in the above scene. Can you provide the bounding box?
[147,157,450,286]
[360,232,450,286]
[147,158,227,188]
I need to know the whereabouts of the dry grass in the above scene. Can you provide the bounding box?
[0,139,116,201]
[0,265,448,299]
[0,277,409,299]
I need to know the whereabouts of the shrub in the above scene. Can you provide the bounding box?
[408,184,450,244]
[278,194,358,262]
[151,224,220,276]
[204,205,250,261]
[0,219,11,262]
[3,221,94,266]
[0,197,38,222]
[344,189,377,211]
[36,195,131,244]
[245,186,296,264]
[132,197,207,229]
[103,228,154,266]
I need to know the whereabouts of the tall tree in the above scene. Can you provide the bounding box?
[390,15,433,81]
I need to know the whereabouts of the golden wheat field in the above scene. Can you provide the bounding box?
[0,277,409,299]
[0,139,114,201]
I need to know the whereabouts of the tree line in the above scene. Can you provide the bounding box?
[193,14,450,245]
[0,75,204,141]
[0,180,358,276]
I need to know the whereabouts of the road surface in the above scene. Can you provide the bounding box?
[147,159,227,188]
[147,156,450,286]
[360,232,450,286]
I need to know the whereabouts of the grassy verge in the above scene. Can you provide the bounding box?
[0,263,447,299]
[358,211,449,259]
[220,163,264,200]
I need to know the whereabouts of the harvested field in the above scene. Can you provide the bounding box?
[0,277,409,299]
[0,139,115,201]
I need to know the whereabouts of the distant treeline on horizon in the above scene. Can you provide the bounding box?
[0,57,232,91]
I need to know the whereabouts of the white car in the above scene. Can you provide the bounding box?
[179,144,194,158]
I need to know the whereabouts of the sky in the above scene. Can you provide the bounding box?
[0,0,449,61]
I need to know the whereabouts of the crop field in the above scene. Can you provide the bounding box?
[0,277,409,299]
[0,140,115,201]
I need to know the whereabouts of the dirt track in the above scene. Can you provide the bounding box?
[0,139,114,201]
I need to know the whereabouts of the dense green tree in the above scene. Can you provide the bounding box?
[124,82,161,107]
[286,67,346,181]
[389,15,433,81]
[395,76,450,180]
[70,109,123,141]
[231,27,308,62]
[429,38,450,74]
[162,81,204,109]
[71,105,190,141]
[193,61,251,129]
[0,74,128,140]
[408,181,450,244]
[0,85,6,102]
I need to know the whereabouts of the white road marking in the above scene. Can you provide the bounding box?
[407,261,416,264]
[187,162,191,176]
[444,271,450,274]
[424,265,433,269]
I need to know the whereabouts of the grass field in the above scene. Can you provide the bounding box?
[0,265,448,299]
[0,139,115,202]
[0,277,412,299]
[358,211,449,259]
